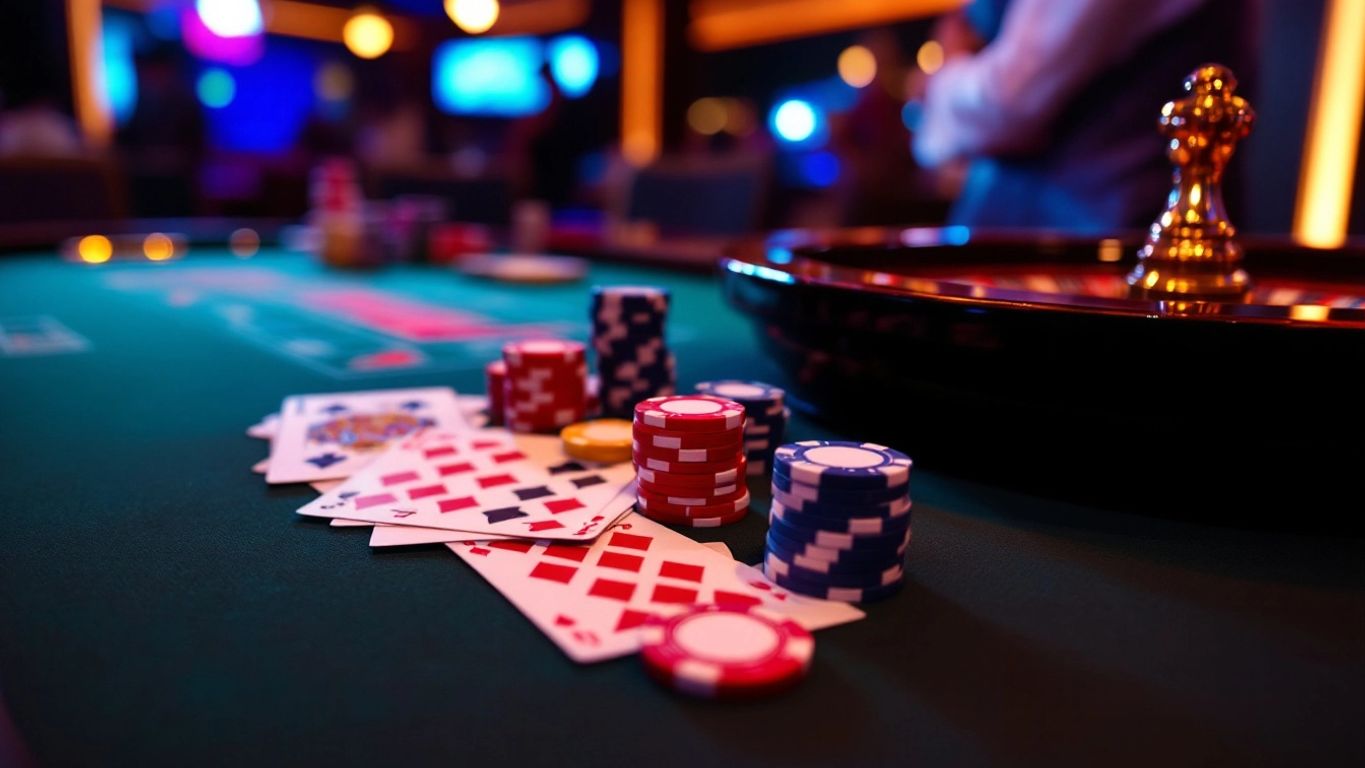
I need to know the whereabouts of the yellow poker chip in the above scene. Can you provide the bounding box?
[561,419,634,463]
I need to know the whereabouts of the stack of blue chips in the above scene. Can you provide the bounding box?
[693,380,789,477]
[591,286,676,418]
[763,440,913,603]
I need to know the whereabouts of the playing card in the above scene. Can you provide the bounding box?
[246,413,279,440]
[367,480,637,547]
[448,510,865,663]
[266,387,467,484]
[298,429,632,541]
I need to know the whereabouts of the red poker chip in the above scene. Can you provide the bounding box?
[633,451,744,475]
[636,504,749,528]
[637,473,742,497]
[502,339,585,367]
[632,421,745,449]
[639,604,813,699]
[631,440,741,464]
[636,460,745,486]
[635,488,751,517]
[637,482,748,509]
[634,395,746,433]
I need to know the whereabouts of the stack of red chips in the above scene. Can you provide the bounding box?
[502,340,588,433]
[484,359,507,426]
[632,395,750,527]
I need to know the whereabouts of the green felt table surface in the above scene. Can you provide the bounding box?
[1,251,1362,767]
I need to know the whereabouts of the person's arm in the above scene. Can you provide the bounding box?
[913,0,1206,167]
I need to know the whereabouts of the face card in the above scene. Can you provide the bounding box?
[298,429,632,541]
[266,387,467,484]
[448,510,865,663]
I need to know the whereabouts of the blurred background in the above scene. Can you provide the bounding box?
[0,0,1361,251]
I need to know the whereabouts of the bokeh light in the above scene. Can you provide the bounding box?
[446,0,500,34]
[195,0,262,38]
[770,99,818,144]
[837,45,877,89]
[724,100,756,136]
[916,40,944,74]
[796,150,841,187]
[143,233,176,262]
[343,9,394,60]
[432,38,548,116]
[314,61,355,103]
[196,68,236,108]
[230,228,261,258]
[687,98,728,136]
[547,35,599,98]
[77,235,113,264]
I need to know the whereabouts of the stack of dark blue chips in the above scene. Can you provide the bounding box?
[591,286,676,418]
[763,441,913,603]
[693,380,788,477]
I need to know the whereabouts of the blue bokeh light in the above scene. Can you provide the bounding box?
[432,38,549,117]
[196,68,236,109]
[547,35,599,98]
[770,99,820,145]
[102,16,138,125]
[795,150,841,187]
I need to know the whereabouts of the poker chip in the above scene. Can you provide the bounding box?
[774,441,912,490]
[765,526,909,566]
[694,381,788,478]
[770,500,912,536]
[764,550,905,587]
[764,568,905,604]
[634,452,746,474]
[632,441,738,464]
[503,340,588,432]
[769,488,912,520]
[633,423,745,449]
[765,535,906,577]
[560,419,633,463]
[694,380,785,406]
[633,463,742,485]
[771,471,910,504]
[634,503,749,528]
[639,604,813,699]
[634,395,746,433]
[484,359,507,426]
[636,489,751,517]
[768,514,911,551]
[592,285,674,417]
[638,477,740,499]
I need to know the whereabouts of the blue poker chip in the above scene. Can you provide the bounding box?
[768,514,912,551]
[770,499,911,536]
[765,529,906,571]
[763,548,905,587]
[769,487,911,520]
[771,470,909,503]
[773,440,912,491]
[765,567,905,603]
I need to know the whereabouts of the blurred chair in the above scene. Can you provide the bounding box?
[0,156,125,224]
[369,168,514,226]
[624,155,769,236]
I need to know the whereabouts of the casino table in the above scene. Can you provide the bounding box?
[1,248,1362,767]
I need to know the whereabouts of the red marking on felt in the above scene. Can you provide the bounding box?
[491,450,526,464]
[588,578,635,602]
[544,498,585,514]
[649,584,699,604]
[380,471,419,487]
[542,543,590,562]
[349,349,423,370]
[530,561,577,584]
[437,496,477,513]
[297,288,553,343]
[407,483,446,500]
[423,445,457,459]
[658,561,704,583]
[353,493,397,510]
[614,609,652,632]
[712,591,763,608]
[555,615,575,627]
[487,540,534,553]
[607,531,653,552]
[597,551,644,573]
[527,520,565,532]
[476,473,516,489]
[437,461,474,476]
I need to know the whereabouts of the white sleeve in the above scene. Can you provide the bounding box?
[913,0,1207,168]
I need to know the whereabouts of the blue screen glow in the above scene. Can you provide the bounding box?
[432,38,549,117]
[102,16,138,125]
[547,35,598,98]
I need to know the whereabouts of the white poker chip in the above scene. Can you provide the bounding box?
[639,605,813,699]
